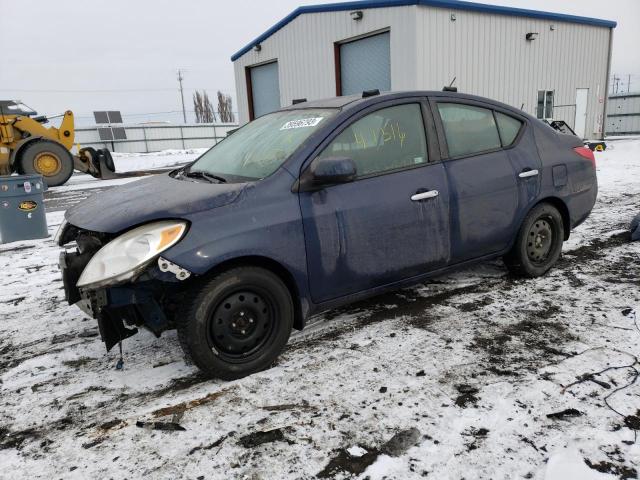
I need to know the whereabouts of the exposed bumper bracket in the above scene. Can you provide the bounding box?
[158,257,191,281]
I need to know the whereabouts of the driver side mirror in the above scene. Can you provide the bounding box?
[298,156,357,192]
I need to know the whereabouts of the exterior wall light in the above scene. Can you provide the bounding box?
[526,32,539,41]
[450,13,456,21]
[350,10,363,20]
[254,44,262,52]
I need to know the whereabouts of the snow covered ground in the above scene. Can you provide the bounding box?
[0,140,639,479]
[111,148,207,172]
[41,149,207,213]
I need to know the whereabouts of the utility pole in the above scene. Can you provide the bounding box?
[177,69,187,123]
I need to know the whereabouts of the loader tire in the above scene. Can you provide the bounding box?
[18,140,74,187]
[80,147,99,170]
[98,148,116,173]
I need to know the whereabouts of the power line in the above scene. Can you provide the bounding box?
[70,109,238,122]
[610,73,640,94]
[0,87,177,93]
[73,109,195,119]
[0,87,221,93]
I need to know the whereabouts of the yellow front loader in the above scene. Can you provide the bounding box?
[0,101,116,187]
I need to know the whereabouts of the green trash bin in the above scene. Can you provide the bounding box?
[0,174,48,244]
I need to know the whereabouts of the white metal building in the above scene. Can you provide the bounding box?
[606,93,640,135]
[231,0,616,139]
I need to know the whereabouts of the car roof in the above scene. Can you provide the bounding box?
[280,94,363,110]
[280,90,529,118]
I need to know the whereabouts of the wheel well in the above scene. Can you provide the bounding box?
[204,256,305,330]
[537,197,571,240]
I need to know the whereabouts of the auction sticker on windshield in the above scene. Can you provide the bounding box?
[280,117,324,130]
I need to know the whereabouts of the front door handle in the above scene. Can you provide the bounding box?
[519,169,539,178]
[411,190,439,201]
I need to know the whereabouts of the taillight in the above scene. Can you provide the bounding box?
[573,146,596,167]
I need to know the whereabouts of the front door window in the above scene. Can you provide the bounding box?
[317,103,428,176]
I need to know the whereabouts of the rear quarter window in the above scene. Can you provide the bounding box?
[437,103,501,157]
[495,112,523,146]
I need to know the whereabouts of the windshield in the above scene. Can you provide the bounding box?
[189,108,337,181]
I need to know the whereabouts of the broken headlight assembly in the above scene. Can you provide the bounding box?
[76,220,188,289]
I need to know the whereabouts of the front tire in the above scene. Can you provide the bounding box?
[18,140,75,187]
[504,203,564,277]
[177,267,294,380]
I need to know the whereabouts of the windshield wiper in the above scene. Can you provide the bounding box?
[183,170,227,183]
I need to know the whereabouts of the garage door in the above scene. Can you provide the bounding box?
[249,61,281,119]
[339,32,391,96]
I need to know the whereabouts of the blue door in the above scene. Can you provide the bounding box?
[494,111,541,214]
[434,101,520,262]
[299,102,450,303]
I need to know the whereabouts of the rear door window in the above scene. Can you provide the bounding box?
[495,112,523,146]
[437,103,501,157]
[318,103,428,177]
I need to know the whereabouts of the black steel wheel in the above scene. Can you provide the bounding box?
[208,290,276,361]
[178,267,294,380]
[504,203,564,277]
[526,217,554,265]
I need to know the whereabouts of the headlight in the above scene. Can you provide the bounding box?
[77,220,188,289]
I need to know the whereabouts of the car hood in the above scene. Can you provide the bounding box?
[65,174,245,233]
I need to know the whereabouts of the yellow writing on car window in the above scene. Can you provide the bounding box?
[353,121,407,149]
[353,129,368,149]
[397,123,407,148]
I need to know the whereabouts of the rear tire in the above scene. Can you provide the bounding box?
[177,267,294,380]
[18,140,74,187]
[504,203,564,277]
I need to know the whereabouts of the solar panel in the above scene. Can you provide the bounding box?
[97,127,114,141]
[112,127,127,140]
[94,110,126,141]
[93,111,109,124]
[107,111,123,124]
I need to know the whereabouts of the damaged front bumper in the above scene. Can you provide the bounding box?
[59,250,192,351]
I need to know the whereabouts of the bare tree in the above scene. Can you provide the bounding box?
[193,90,216,123]
[217,91,235,123]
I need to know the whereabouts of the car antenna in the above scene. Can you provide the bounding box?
[442,77,457,92]
[521,103,525,110]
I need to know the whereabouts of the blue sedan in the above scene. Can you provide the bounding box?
[58,90,597,379]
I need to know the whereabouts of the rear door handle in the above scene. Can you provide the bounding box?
[519,169,539,178]
[411,190,439,201]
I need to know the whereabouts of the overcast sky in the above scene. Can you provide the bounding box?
[0,0,637,124]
